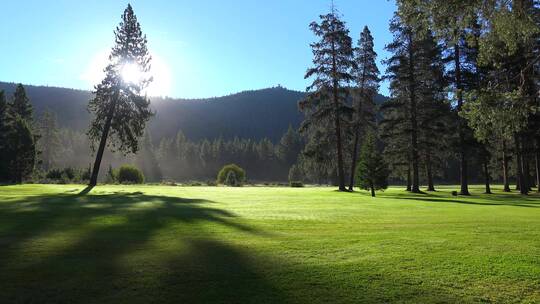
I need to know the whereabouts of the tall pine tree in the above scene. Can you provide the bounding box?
[303,7,355,191]
[348,26,380,191]
[87,4,154,186]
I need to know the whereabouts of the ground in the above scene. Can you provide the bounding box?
[0,184,539,304]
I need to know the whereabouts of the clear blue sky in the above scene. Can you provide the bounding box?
[0,0,396,98]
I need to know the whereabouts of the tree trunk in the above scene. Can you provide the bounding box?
[536,138,540,192]
[331,41,346,192]
[349,131,360,191]
[408,33,420,194]
[484,159,492,194]
[370,182,375,197]
[515,134,528,195]
[502,140,511,192]
[426,154,435,191]
[406,163,412,192]
[89,98,117,187]
[455,43,469,195]
[349,60,367,191]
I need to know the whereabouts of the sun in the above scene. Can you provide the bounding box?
[82,50,172,97]
[120,62,144,84]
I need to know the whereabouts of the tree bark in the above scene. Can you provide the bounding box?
[349,131,360,191]
[331,40,346,192]
[536,138,540,192]
[408,33,421,194]
[426,154,435,191]
[484,158,492,194]
[502,140,511,192]
[406,163,412,192]
[455,43,469,195]
[515,134,528,195]
[89,97,117,187]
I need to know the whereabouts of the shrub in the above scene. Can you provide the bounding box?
[206,180,217,186]
[225,171,238,187]
[290,181,304,188]
[46,168,63,180]
[288,164,303,183]
[217,164,246,185]
[116,165,144,184]
[105,165,117,184]
[80,165,91,182]
[63,167,76,181]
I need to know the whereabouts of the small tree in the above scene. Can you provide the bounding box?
[355,132,388,197]
[288,164,303,183]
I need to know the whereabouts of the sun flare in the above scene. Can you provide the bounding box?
[82,50,172,97]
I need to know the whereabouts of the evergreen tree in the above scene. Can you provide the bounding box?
[277,125,303,166]
[87,4,154,186]
[382,7,449,193]
[37,109,60,171]
[355,132,389,197]
[9,84,33,122]
[0,91,10,181]
[348,26,380,191]
[303,7,355,191]
[6,116,36,183]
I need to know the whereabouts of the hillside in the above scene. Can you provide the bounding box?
[0,82,387,142]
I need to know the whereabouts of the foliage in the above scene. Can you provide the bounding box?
[289,181,304,188]
[355,132,389,197]
[288,164,303,183]
[224,171,238,187]
[302,7,355,191]
[87,4,153,185]
[217,164,246,185]
[5,116,36,183]
[116,164,145,184]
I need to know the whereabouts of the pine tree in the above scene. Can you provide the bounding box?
[37,109,60,171]
[355,132,389,197]
[0,91,10,181]
[9,84,33,122]
[382,7,449,193]
[87,4,154,186]
[6,116,36,183]
[348,26,380,191]
[303,7,355,191]
[277,125,303,166]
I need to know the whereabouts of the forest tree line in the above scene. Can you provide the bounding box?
[297,0,540,194]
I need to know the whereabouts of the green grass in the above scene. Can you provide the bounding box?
[0,184,539,303]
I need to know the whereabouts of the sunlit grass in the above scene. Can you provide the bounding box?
[0,184,539,303]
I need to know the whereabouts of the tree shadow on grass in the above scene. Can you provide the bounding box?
[0,190,502,303]
[379,191,540,208]
[0,191,278,303]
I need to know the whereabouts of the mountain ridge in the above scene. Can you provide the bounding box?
[0,81,387,142]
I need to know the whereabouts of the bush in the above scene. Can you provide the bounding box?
[105,165,117,184]
[80,165,91,182]
[217,164,246,185]
[288,164,303,183]
[225,171,238,187]
[290,181,304,188]
[46,168,63,180]
[116,165,144,184]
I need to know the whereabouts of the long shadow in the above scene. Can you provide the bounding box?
[379,191,540,208]
[0,189,510,303]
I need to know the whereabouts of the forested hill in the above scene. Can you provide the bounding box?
[0,81,387,142]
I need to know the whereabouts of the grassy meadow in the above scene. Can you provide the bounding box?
[0,184,539,303]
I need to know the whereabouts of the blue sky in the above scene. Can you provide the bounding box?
[0,0,396,98]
